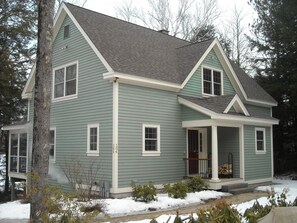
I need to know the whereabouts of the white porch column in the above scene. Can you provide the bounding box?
[210,125,220,182]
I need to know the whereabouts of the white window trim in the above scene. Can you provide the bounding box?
[142,124,161,157]
[52,61,78,103]
[50,127,56,162]
[201,66,224,96]
[255,127,266,154]
[87,124,99,156]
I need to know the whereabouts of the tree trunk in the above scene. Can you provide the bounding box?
[30,0,54,222]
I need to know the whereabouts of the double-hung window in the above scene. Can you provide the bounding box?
[202,67,222,96]
[53,62,78,101]
[87,124,99,156]
[142,124,160,156]
[9,132,27,173]
[255,128,266,154]
[49,128,56,161]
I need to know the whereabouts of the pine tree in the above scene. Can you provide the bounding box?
[249,0,297,173]
[0,0,37,193]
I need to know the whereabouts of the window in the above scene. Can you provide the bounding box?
[202,67,222,96]
[87,124,99,156]
[53,62,78,101]
[142,124,160,156]
[64,25,70,39]
[50,128,56,161]
[255,128,266,154]
[9,132,27,173]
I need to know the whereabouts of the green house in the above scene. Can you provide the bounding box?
[3,3,278,197]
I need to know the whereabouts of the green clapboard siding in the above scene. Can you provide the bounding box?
[218,127,240,178]
[181,106,210,121]
[48,15,113,189]
[181,49,235,97]
[244,125,272,181]
[118,84,186,188]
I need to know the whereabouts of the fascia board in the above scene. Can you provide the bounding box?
[224,95,250,116]
[181,40,216,88]
[2,123,29,131]
[22,63,35,99]
[62,3,113,72]
[103,72,181,92]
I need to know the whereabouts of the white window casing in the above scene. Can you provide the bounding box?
[87,124,99,156]
[255,127,266,154]
[201,66,224,96]
[142,124,161,156]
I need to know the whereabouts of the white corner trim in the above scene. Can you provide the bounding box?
[270,126,274,178]
[61,3,113,73]
[239,125,245,180]
[111,81,119,194]
[103,72,181,92]
[224,95,250,116]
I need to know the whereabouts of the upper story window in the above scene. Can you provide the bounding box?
[53,62,78,102]
[202,67,222,96]
[64,25,70,39]
[87,124,99,156]
[142,124,161,156]
[50,128,56,161]
[10,132,27,173]
[255,128,266,154]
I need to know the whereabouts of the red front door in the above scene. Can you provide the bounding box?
[188,130,199,175]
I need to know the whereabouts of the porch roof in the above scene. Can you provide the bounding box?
[1,120,29,131]
[178,95,279,125]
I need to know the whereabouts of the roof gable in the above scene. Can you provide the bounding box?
[22,3,277,107]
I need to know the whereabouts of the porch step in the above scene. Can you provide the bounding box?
[221,183,253,194]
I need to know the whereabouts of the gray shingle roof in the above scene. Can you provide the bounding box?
[229,60,277,104]
[179,94,235,114]
[179,94,278,120]
[65,3,276,105]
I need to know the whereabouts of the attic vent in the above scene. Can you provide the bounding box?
[158,29,169,35]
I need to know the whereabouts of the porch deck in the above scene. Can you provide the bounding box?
[207,178,244,190]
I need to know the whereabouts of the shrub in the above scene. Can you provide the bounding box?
[186,176,209,192]
[197,200,241,223]
[243,188,297,223]
[132,182,157,203]
[163,181,188,199]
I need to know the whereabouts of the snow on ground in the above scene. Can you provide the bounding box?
[0,179,297,222]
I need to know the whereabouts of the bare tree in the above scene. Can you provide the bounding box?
[228,6,250,68]
[61,156,102,201]
[55,0,88,12]
[115,0,220,40]
[30,0,54,222]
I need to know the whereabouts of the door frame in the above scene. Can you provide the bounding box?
[186,128,208,176]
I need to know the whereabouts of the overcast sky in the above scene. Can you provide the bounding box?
[83,0,255,32]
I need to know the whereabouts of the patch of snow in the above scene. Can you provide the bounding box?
[0,200,30,219]
[1,179,297,222]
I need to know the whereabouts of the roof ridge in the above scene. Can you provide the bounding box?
[175,38,215,50]
[65,2,191,44]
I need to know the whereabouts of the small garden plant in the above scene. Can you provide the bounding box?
[132,182,157,203]
[163,181,188,199]
[186,176,209,192]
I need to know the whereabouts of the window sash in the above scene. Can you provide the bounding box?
[144,127,158,151]
[87,124,99,155]
[54,64,77,99]
[9,133,27,173]
[203,67,222,96]
[49,129,55,160]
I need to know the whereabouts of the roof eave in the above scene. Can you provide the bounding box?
[103,72,181,92]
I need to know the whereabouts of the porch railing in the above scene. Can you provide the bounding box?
[183,157,212,179]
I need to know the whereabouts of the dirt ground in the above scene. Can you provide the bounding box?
[105,191,268,223]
